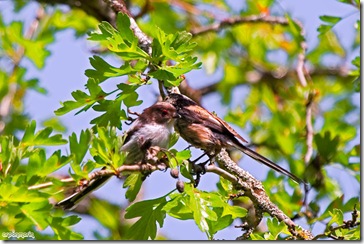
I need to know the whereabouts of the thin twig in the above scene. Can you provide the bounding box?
[197,66,349,97]
[191,14,267,35]
[133,0,150,20]
[304,93,314,164]
[28,177,75,190]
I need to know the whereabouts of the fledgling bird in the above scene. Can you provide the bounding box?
[165,93,304,184]
[56,102,179,210]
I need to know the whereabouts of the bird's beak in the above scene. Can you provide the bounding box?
[173,112,181,119]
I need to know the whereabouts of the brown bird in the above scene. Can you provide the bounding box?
[56,102,179,210]
[165,93,304,184]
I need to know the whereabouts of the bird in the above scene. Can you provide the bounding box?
[164,93,304,184]
[56,102,179,210]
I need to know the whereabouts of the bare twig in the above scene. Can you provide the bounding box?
[133,0,150,20]
[191,14,267,36]
[304,92,315,164]
[196,66,349,97]
[28,177,75,190]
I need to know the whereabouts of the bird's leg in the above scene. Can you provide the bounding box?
[191,153,215,175]
[188,152,207,165]
[188,152,211,188]
[193,172,201,188]
[185,149,215,187]
[183,145,193,151]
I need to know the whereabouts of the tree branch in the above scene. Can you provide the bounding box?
[215,149,314,240]
[192,66,349,99]
[192,14,288,35]
[36,0,116,24]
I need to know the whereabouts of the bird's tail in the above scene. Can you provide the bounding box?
[55,175,112,210]
[238,145,305,184]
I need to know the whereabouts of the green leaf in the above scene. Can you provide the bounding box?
[85,56,147,82]
[55,78,106,116]
[115,13,135,42]
[349,56,360,92]
[114,84,143,109]
[167,149,191,168]
[0,182,48,202]
[184,184,217,235]
[41,150,71,177]
[217,176,233,194]
[163,192,194,220]
[221,204,247,219]
[27,149,46,178]
[20,202,52,230]
[149,28,201,81]
[317,24,332,36]
[3,21,52,69]
[91,100,124,129]
[49,216,83,240]
[125,196,167,240]
[89,126,123,170]
[88,13,148,61]
[338,0,360,7]
[21,120,67,146]
[70,130,92,166]
[314,131,340,163]
[50,8,98,36]
[168,132,179,148]
[319,15,342,25]
[285,14,304,44]
[42,117,67,133]
[317,196,359,221]
[206,208,234,236]
[317,15,342,37]
[250,233,265,240]
[123,173,143,202]
[308,29,345,63]
[69,130,92,178]
[262,84,277,112]
[327,209,344,230]
[266,217,289,239]
[89,198,121,231]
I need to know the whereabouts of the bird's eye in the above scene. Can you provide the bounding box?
[161,109,169,117]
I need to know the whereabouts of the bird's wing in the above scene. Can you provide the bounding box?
[213,114,248,143]
[182,103,248,144]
